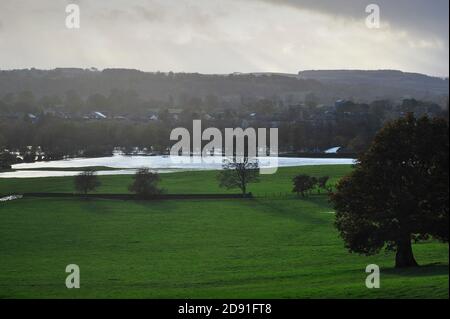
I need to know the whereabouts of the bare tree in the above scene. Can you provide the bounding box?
[217,158,259,195]
[74,169,101,194]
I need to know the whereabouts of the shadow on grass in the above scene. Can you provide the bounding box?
[383,263,449,277]
[302,194,332,209]
[251,198,329,227]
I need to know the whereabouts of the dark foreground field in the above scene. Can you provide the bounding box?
[0,166,448,298]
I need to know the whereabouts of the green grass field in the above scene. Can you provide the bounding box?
[0,165,448,298]
[0,166,350,195]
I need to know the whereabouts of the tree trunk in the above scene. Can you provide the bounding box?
[395,237,418,268]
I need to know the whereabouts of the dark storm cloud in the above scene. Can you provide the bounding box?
[258,0,449,37]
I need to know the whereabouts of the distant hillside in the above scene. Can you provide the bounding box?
[0,68,324,104]
[0,68,448,106]
[298,70,449,102]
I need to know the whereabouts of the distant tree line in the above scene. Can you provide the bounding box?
[1,92,447,164]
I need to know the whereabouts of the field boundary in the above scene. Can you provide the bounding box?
[18,192,253,200]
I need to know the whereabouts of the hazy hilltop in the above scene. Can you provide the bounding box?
[298,69,449,102]
[0,68,448,106]
[0,68,323,104]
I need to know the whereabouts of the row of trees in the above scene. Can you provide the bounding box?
[2,95,448,158]
[75,160,259,196]
[0,119,172,161]
[75,168,163,196]
[0,115,375,158]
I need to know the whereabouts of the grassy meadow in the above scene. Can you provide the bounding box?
[0,165,448,298]
[0,165,351,195]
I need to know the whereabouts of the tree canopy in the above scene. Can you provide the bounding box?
[331,114,449,268]
[129,168,163,197]
[292,174,316,197]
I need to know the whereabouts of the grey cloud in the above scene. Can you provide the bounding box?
[91,2,213,28]
[135,5,166,23]
[258,0,449,37]
[0,0,447,76]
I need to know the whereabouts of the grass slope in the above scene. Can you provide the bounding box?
[0,165,448,298]
[1,165,351,195]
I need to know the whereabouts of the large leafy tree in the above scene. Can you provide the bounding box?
[331,114,449,268]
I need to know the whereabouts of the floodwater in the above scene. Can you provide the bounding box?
[0,154,355,178]
[0,195,23,201]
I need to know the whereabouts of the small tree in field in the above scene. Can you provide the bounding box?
[331,114,449,268]
[129,168,163,197]
[317,176,331,194]
[292,174,317,197]
[74,169,101,194]
[217,158,259,195]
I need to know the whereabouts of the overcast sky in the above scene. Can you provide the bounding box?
[0,0,448,76]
